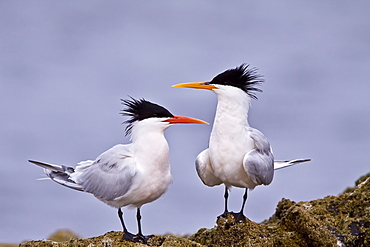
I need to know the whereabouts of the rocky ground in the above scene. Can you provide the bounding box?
[16,173,370,246]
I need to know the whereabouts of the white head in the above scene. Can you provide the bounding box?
[121,97,208,140]
[173,64,263,102]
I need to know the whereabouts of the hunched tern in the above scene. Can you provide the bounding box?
[173,64,310,222]
[29,97,208,243]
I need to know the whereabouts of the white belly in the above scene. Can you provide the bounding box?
[209,128,256,188]
[103,168,172,208]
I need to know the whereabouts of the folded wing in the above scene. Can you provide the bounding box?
[195,149,222,187]
[29,144,137,201]
[243,127,274,186]
[72,144,137,201]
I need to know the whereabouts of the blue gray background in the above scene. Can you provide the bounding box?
[1,1,369,243]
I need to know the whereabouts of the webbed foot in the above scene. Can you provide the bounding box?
[134,233,154,244]
[122,231,136,242]
[231,211,246,222]
[123,231,154,244]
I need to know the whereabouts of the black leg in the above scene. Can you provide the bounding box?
[240,188,248,214]
[134,207,154,244]
[218,186,232,218]
[136,207,143,237]
[232,188,247,222]
[118,208,127,232]
[224,186,229,214]
[118,208,135,242]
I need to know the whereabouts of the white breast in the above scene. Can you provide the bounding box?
[208,86,256,188]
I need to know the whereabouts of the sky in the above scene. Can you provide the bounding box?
[1,1,369,243]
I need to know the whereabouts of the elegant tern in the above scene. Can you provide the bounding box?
[173,64,310,221]
[29,97,208,243]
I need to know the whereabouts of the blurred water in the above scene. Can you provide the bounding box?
[1,1,369,243]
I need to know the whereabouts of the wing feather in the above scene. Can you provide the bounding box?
[243,128,274,186]
[195,149,222,187]
[72,144,137,201]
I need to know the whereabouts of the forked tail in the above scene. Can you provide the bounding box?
[274,159,311,170]
[28,160,83,191]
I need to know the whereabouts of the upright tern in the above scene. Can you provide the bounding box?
[173,64,310,221]
[29,97,208,243]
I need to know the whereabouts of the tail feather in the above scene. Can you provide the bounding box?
[28,160,64,172]
[274,159,311,170]
[28,160,84,192]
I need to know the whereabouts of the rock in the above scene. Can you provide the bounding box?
[19,173,370,247]
[191,173,370,246]
[47,229,80,242]
[19,231,204,247]
[191,214,274,246]
[0,244,18,247]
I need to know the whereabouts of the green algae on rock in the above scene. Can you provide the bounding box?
[19,173,370,247]
[191,214,273,246]
[47,230,80,242]
[191,173,370,246]
[20,231,134,247]
[20,231,204,247]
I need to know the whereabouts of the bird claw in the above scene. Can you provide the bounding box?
[122,231,154,244]
[135,234,154,244]
[217,211,247,223]
[231,211,247,222]
[122,231,136,242]
[218,211,232,219]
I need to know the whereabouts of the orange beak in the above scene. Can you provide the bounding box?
[163,115,208,125]
[172,82,217,90]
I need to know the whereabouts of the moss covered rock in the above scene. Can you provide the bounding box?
[191,214,273,246]
[47,230,80,242]
[191,173,370,246]
[0,244,18,247]
[20,173,370,247]
[19,231,204,247]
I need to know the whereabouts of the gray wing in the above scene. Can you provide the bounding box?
[195,149,222,187]
[243,127,274,186]
[72,144,137,201]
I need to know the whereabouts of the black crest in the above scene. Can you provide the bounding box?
[121,97,174,135]
[210,64,263,99]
